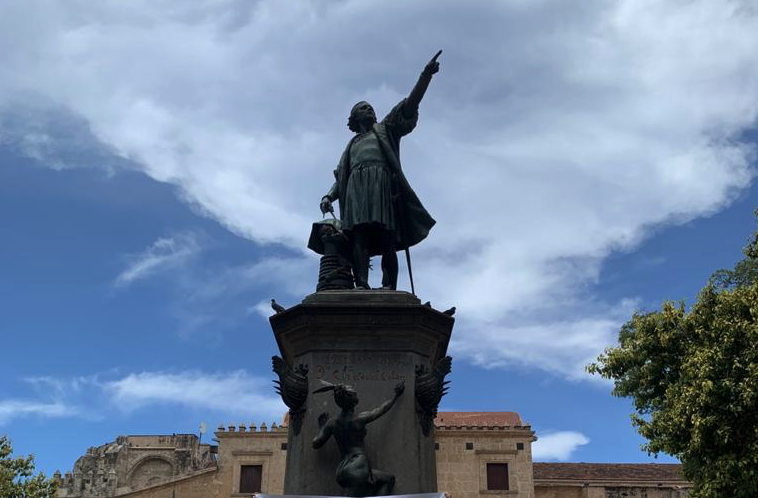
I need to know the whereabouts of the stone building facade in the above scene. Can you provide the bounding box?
[56,413,690,498]
[55,434,215,497]
[533,463,690,498]
[435,412,535,498]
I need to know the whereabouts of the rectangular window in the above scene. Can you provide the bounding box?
[240,465,262,493]
[486,463,509,490]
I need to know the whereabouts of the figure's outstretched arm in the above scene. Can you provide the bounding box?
[358,381,405,424]
[404,50,442,117]
[312,412,333,448]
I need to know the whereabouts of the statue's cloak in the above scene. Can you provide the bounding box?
[334,99,436,254]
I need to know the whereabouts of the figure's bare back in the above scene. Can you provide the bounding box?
[332,414,367,455]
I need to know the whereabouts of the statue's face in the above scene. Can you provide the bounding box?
[351,101,376,125]
[347,390,358,407]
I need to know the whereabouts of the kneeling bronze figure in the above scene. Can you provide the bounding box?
[312,381,405,496]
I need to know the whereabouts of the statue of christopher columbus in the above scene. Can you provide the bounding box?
[319,51,441,290]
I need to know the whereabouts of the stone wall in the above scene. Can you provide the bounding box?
[533,463,691,498]
[435,425,536,498]
[112,468,218,498]
[56,434,215,497]
[111,420,536,498]
[213,422,288,496]
[532,485,582,498]
[533,484,690,498]
[56,414,693,498]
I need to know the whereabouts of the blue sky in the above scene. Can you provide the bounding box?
[1,0,758,477]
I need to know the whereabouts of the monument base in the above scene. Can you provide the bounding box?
[269,291,453,496]
[257,493,447,498]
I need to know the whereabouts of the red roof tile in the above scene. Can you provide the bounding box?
[533,463,686,482]
[434,412,523,427]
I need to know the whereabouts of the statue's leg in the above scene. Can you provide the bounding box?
[337,453,372,496]
[380,230,398,290]
[370,470,396,496]
[351,226,370,289]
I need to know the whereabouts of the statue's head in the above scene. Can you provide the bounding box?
[348,101,376,133]
[333,384,359,410]
[313,380,359,410]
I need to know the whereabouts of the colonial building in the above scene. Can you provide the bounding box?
[55,413,690,498]
[533,463,690,498]
[55,434,215,497]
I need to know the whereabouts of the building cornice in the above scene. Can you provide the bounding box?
[535,478,691,488]
[434,426,536,439]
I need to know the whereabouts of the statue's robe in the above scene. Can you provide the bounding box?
[328,98,436,255]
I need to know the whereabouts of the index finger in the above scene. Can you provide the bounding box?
[431,50,442,62]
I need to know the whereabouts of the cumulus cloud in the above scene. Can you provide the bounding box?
[453,310,636,381]
[104,370,285,421]
[2,0,757,378]
[0,399,78,425]
[0,99,126,171]
[8,370,286,425]
[0,376,107,425]
[533,431,590,461]
[251,299,275,320]
[122,253,314,336]
[114,232,201,287]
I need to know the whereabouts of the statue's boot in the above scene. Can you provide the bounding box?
[381,250,398,290]
[352,232,371,289]
[380,230,398,290]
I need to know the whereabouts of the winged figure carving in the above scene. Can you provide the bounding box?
[272,355,309,435]
[415,355,452,436]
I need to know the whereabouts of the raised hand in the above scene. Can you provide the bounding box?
[318,411,330,427]
[422,50,442,77]
[320,196,334,216]
[394,380,405,398]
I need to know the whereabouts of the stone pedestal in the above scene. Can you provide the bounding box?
[269,290,454,496]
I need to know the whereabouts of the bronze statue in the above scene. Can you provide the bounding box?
[320,51,441,290]
[312,381,405,496]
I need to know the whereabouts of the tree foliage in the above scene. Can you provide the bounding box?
[709,219,758,291]
[0,436,58,498]
[588,215,758,498]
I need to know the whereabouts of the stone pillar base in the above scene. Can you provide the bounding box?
[269,290,454,496]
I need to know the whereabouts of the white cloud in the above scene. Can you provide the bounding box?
[149,254,313,336]
[0,399,78,425]
[533,431,590,461]
[450,298,640,381]
[114,232,200,287]
[251,299,275,320]
[23,374,101,396]
[2,0,758,379]
[104,370,286,422]
[8,370,287,425]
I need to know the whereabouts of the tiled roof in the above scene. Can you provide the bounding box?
[434,411,523,427]
[533,463,686,482]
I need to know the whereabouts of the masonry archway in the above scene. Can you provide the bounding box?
[127,456,175,490]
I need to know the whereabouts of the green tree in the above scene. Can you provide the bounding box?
[588,216,758,498]
[0,435,58,498]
